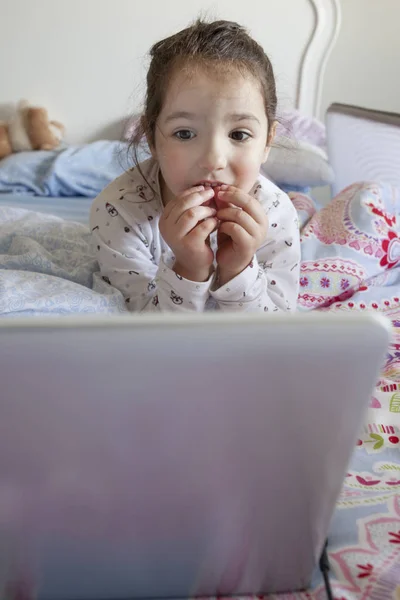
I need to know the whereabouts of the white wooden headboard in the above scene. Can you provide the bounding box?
[0,0,341,144]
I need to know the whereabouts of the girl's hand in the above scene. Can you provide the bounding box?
[216,185,269,286]
[159,186,218,282]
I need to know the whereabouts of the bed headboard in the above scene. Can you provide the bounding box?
[0,0,341,144]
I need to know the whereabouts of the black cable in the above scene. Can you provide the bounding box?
[319,540,334,600]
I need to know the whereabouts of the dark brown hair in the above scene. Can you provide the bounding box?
[129,18,277,180]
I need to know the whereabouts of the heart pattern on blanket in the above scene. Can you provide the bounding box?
[349,239,361,250]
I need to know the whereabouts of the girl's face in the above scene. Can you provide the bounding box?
[151,67,274,206]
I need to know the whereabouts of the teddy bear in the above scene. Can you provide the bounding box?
[0,123,12,159]
[0,100,65,160]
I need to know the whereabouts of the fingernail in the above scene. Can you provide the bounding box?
[220,184,229,190]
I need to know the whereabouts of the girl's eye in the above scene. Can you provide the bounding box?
[230,131,251,142]
[174,130,195,141]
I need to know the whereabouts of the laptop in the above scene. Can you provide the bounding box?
[0,312,390,600]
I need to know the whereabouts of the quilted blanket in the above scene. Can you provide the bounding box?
[286,181,400,599]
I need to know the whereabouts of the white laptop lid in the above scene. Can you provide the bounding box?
[0,312,390,599]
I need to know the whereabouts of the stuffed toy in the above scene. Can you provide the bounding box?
[0,122,12,159]
[0,100,64,159]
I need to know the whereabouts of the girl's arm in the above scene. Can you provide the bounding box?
[210,191,300,312]
[90,197,213,313]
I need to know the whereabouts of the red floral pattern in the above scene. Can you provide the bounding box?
[380,230,400,269]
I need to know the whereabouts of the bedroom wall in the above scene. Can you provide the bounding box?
[0,0,314,144]
[321,0,400,117]
[1,0,398,143]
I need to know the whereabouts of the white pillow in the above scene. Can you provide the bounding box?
[261,136,334,187]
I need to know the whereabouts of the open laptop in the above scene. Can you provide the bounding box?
[0,312,390,600]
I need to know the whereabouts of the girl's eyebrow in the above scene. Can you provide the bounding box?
[164,111,197,123]
[164,111,261,124]
[228,113,261,124]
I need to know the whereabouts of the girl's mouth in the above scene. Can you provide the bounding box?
[196,181,224,187]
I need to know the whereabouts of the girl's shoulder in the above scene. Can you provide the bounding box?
[90,158,161,223]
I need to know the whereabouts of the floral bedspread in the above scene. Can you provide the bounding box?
[269,182,400,599]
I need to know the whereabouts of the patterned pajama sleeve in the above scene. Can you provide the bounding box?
[90,199,213,312]
[211,187,301,312]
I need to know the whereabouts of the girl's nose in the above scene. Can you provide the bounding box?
[198,139,227,173]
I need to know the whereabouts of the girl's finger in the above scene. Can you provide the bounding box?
[180,185,205,198]
[169,187,215,224]
[217,188,266,226]
[218,220,252,249]
[162,198,179,220]
[163,186,209,220]
[189,217,218,243]
[177,206,217,236]
[163,185,205,218]
[216,207,260,238]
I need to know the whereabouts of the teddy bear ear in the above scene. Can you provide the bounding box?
[17,99,29,111]
[50,120,65,134]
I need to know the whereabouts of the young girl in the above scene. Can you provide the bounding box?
[90,19,300,312]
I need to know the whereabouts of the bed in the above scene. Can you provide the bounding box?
[0,194,91,224]
[1,0,400,598]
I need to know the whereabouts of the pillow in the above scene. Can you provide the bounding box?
[276,109,327,149]
[261,137,335,187]
[276,183,311,196]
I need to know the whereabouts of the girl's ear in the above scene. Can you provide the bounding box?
[263,120,277,163]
